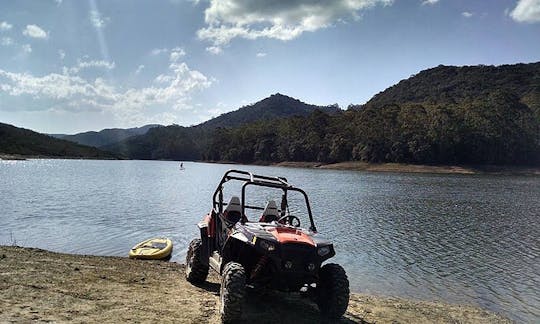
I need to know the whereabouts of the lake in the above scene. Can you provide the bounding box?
[0,159,538,322]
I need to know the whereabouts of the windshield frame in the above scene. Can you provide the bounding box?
[212,169,317,232]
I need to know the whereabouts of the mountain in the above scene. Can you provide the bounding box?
[365,62,540,108]
[204,62,540,166]
[53,124,162,148]
[104,94,340,160]
[102,125,203,160]
[0,123,117,159]
[196,93,340,129]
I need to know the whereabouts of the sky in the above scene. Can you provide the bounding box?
[0,0,539,134]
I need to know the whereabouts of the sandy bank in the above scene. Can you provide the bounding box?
[275,161,540,175]
[0,246,511,323]
[0,154,27,161]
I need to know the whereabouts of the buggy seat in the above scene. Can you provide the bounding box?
[223,196,242,227]
[259,200,278,223]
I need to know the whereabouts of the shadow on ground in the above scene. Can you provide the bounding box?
[197,282,367,324]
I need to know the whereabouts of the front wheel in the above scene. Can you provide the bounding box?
[185,238,209,284]
[220,262,246,323]
[316,263,350,319]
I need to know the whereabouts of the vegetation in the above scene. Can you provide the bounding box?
[196,93,340,129]
[204,63,540,166]
[102,125,205,160]
[52,124,161,148]
[205,97,539,165]
[103,93,339,160]
[0,123,116,158]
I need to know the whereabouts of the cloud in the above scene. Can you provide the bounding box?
[22,24,48,39]
[510,0,540,23]
[0,58,212,124]
[206,46,223,54]
[1,37,13,46]
[68,59,115,74]
[21,44,32,53]
[197,0,394,51]
[170,47,186,62]
[421,0,439,5]
[1,21,13,31]
[256,52,267,57]
[90,10,110,28]
[135,65,145,75]
[462,11,473,18]
[151,48,168,55]
[58,49,66,60]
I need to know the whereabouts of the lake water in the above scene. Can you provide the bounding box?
[0,159,538,322]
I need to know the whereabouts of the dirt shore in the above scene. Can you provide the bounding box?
[274,161,540,175]
[0,246,511,323]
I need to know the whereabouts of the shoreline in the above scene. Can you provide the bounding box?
[0,153,119,161]
[0,246,511,323]
[273,161,540,175]
[3,153,538,175]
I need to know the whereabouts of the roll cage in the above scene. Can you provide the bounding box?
[212,169,317,232]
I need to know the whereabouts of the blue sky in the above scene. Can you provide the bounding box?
[1,0,539,134]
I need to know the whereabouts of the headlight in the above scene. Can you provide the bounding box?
[260,240,275,251]
[317,246,331,256]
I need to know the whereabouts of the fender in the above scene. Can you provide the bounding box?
[220,233,250,273]
[197,216,210,266]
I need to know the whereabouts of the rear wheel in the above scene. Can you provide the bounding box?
[316,263,350,319]
[220,262,246,323]
[185,238,208,284]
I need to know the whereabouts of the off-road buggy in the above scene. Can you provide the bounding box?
[185,170,349,322]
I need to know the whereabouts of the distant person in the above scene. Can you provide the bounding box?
[180,162,184,169]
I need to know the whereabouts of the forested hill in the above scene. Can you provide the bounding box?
[205,62,540,166]
[52,124,162,148]
[0,123,117,158]
[196,93,340,129]
[364,62,540,108]
[103,94,340,160]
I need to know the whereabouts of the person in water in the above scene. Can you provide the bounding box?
[180,162,183,169]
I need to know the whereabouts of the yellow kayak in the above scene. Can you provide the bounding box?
[129,238,173,260]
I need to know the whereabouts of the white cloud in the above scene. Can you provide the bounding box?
[58,49,66,60]
[0,59,212,123]
[151,48,168,55]
[0,21,13,31]
[256,52,267,58]
[22,24,48,39]
[1,37,13,46]
[462,11,473,18]
[197,0,394,51]
[154,74,173,84]
[510,0,540,23]
[21,44,32,53]
[135,65,145,75]
[421,0,439,5]
[78,60,115,70]
[68,59,115,74]
[170,47,186,62]
[206,45,223,55]
[90,10,110,28]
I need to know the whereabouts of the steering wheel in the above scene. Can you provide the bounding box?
[277,215,301,227]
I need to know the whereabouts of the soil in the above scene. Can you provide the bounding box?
[274,161,540,175]
[0,246,511,323]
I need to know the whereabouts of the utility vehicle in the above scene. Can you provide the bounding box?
[185,170,349,322]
